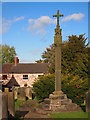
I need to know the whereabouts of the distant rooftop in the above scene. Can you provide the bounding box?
[1,63,48,74]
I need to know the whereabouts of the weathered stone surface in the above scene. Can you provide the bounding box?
[53,10,63,92]
[48,92,81,112]
[24,111,48,118]
[86,90,90,112]
[14,87,19,100]
[8,92,15,116]
[17,87,32,100]
[4,87,15,117]
[17,87,26,100]
[25,87,32,99]
[44,98,50,104]
[45,10,81,112]
[4,88,9,92]
[2,92,8,119]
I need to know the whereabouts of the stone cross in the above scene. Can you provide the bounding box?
[53,10,63,28]
[53,10,63,92]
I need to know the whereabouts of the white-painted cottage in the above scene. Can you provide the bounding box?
[0,57,48,88]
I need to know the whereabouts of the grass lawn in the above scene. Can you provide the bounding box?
[49,112,88,118]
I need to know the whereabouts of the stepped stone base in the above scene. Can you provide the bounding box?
[41,91,81,112]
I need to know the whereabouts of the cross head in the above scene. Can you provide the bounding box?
[53,10,64,28]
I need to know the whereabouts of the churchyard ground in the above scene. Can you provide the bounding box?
[15,99,88,119]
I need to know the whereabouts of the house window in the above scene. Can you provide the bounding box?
[2,75,7,80]
[38,75,44,77]
[23,75,28,80]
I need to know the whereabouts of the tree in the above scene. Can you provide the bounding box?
[33,34,89,107]
[42,44,55,73]
[1,44,16,64]
[35,59,44,63]
[42,34,88,78]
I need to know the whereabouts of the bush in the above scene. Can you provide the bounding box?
[33,73,88,107]
[33,74,55,101]
[62,74,88,106]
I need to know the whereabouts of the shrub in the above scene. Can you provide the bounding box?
[33,73,88,107]
[33,74,55,101]
[62,74,88,106]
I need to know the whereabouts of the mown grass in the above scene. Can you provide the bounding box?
[49,112,88,118]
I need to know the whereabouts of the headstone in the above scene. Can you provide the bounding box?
[86,90,90,112]
[2,92,8,119]
[4,88,9,92]
[0,91,2,120]
[14,87,19,100]
[8,92,15,116]
[25,87,32,99]
[17,87,26,100]
[4,87,15,117]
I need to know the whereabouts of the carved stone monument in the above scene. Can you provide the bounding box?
[48,10,81,112]
[37,10,82,113]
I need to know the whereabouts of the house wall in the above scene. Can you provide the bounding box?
[0,73,44,87]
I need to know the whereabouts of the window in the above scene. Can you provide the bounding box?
[23,75,28,79]
[38,75,44,77]
[2,75,7,80]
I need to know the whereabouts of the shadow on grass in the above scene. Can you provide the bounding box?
[15,110,29,118]
[8,111,29,120]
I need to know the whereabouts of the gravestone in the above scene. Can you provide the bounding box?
[17,87,26,100]
[86,90,90,112]
[4,87,9,92]
[2,92,8,119]
[14,87,19,100]
[4,87,15,117]
[25,87,32,99]
[0,95,1,119]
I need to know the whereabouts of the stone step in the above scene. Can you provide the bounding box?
[61,99,72,105]
[44,98,50,104]
[43,104,49,108]
[49,94,67,100]
[65,103,81,111]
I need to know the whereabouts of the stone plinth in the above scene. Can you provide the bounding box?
[49,91,81,112]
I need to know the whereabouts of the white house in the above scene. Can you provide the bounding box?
[0,57,48,88]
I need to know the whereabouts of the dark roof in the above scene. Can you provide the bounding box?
[3,75,20,87]
[1,64,13,73]
[1,63,48,74]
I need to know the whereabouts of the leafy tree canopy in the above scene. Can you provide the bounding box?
[42,34,88,78]
[0,44,16,64]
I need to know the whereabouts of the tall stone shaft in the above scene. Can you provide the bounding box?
[53,10,63,91]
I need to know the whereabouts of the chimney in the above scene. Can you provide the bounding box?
[15,57,19,66]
